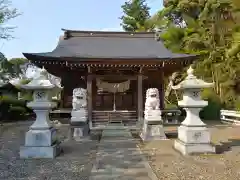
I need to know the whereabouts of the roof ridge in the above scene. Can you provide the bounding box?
[62,28,154,34]
[62,28,155,39]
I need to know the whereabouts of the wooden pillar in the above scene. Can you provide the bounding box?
[60,74,65,108]
[87,67,93,129]
[160,70,165,110]
[137,72,143,121]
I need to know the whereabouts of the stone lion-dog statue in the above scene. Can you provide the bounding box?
[145,88,160,111]
[72,88,87,110]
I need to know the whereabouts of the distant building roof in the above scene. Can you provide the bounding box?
[23,29,196,61]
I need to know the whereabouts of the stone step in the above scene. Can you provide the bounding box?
[102,130,131,137]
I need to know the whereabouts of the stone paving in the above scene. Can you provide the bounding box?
[89,125,158,180]
[0,122,99,180]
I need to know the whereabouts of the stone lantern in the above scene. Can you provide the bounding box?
[19,67,62,158]
[172,66,215,155]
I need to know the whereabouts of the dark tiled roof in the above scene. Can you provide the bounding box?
[23,29,196,60]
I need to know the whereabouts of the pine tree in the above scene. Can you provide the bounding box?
[120,0,151,32]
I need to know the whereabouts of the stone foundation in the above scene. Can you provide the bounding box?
[71,110,88,122]
[70,108,90,141]
[140,120,167,141]
[69,122,90,141]
[20,143,61,159]
[174,125,215,155]
[20,127,61,158]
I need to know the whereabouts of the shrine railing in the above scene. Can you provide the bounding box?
[161,109,182,125]
[220,110,240,125]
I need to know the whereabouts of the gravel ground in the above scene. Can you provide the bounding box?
[2,121,240,180]
[138,122,240,180]
[0,121,100,180]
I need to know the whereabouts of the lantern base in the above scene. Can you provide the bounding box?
[20,127,61,159]
[174,125,215,155]
[174,139,215,155]
[20,142,61,159]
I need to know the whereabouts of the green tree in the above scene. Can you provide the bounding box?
[120,0,151,32]
[0,0,20,40]
[0,52,15,80]
[156,0,240,109]
[8,58,29,78]
[0,1,20,79]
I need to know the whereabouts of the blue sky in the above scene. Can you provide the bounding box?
[2,0,163,59]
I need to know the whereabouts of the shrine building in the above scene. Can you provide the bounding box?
[23,29,197,128]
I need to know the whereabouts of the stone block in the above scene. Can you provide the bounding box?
[71,110,87,117]
[71,110,88,122]
[178,125,211,144]
[71,116,87,122]
[174,139,215,155]
[141,121,166,141]
[73,126,89,137]
[145,110,161,120]
[20,143,61,159]
[70,122,90,141]
[25,128,57,147]
[174,125,215,155]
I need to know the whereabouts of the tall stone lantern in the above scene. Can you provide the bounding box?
[19,67,62,159]
[172,66,215,155]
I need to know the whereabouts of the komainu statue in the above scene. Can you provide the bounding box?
[72,88,87,110]
[71,87,89,139]
[141,88,166,141]
[145,88,160,111]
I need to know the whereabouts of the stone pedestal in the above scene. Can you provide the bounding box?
[20,127,61,158]
[141,110,166,141]
[71,109,88,122]
[70,106,89,140]
[174,125,215,155]
[71,122,90,141]
[20,106,61,159]
[172,66,215,155]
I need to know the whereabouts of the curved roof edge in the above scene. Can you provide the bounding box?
[23,52,199,62]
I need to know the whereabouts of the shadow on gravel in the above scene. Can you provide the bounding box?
[166,132,178,139]
[216,139,240,154]
[131,129,178,142]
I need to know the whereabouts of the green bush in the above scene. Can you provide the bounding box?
[164,103,178,109]
[200,89,222,120]
[1,95,26,106]
[9,106,27,120]
[9,106,27,112]
[234,98,240,111]
[19,91,33,101]
[0,95,30,121]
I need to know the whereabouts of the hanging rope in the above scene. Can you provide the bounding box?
[96,78,130,93]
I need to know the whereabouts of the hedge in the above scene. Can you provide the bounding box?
[0,95,31,121]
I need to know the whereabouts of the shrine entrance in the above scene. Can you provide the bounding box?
[95,77,136,111]
[93,74,138,125]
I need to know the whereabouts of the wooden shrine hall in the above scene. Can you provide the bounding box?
[23,29,197,127]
